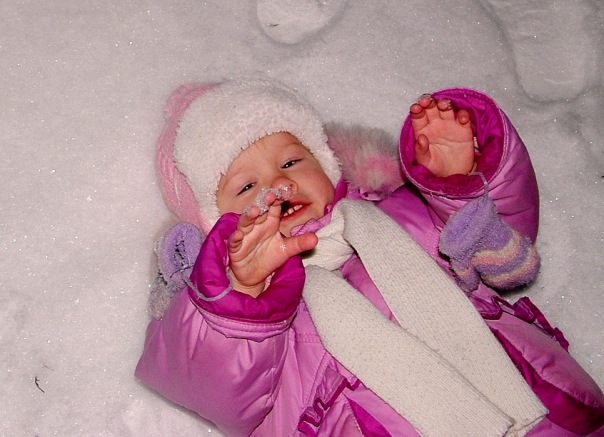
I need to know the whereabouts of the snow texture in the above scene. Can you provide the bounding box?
[1,1,602,435]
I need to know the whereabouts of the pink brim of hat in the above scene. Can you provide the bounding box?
[156,82,218,235]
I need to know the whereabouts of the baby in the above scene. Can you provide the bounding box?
[137,78,604,436]
[218,94,475,298]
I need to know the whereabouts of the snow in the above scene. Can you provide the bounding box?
[1,0,602,435]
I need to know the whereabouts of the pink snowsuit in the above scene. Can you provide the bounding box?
[136,88,604,436]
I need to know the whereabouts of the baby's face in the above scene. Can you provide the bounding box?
[216,132,335,236]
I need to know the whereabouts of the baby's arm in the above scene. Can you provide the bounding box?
[136,211,308,434]
[397,89,541,292]
[401,88,539,242]
[410,94,476,177]
[228,189,318,297]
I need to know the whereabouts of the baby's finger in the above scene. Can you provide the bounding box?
[281,233,319,258]
[456,109,471,125]
[260,186,294,210]
[423,101,440,122]
[417,94,433,108]
[236,206,273,241]
[414,134,431,166]
[242,189,277,219]
[262,189,278,207]
[228,228,245,252]
[437,99,455,120]
[238,205,261,228]
[410,104,429,131]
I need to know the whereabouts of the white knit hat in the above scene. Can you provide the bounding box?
[172,77,341,229]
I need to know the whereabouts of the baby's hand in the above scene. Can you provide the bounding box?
[410,94,475,177]
[228,189,318,298]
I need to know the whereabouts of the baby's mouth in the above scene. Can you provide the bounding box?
[281,201,304,218]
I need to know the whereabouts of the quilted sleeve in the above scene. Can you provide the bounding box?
[135,213,305,436]
[399,88,539,242]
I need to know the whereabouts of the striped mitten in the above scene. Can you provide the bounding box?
[439,194,540,293]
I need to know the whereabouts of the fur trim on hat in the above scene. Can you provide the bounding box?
[173,77,341,230]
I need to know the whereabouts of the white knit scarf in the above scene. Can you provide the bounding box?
[301,199,546,437]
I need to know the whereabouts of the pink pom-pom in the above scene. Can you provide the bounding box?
[326,123,405,199]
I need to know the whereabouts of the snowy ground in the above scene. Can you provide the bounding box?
[1,1,602,435]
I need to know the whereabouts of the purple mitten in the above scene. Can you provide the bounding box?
[149,222,204,319]
[440,194,540,293]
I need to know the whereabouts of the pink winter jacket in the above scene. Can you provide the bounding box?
[136,89,604,436]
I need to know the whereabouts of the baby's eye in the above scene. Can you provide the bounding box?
[237,183,255,195]
[282,159,300,169]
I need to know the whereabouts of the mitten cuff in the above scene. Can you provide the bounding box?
[439,194,498,261]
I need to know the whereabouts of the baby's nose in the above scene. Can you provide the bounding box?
[271,177,297,194]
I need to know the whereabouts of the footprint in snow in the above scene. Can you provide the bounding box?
[256,0,347,44]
